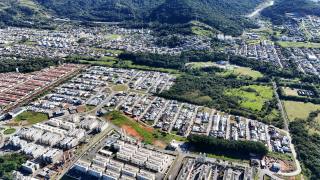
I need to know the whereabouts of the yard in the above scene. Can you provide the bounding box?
[283,101,320,121]
[14,111,49,125]
[104,111,186,147]
[224,85,274,111]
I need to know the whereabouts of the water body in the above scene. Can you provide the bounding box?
[247,0,274,18]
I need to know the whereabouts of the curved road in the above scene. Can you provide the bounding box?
[247,0,274,18]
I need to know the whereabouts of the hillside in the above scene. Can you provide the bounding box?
[0,0,263,35]
[0,0,50,28]
[262,0,320,24]
[149,0,262,35]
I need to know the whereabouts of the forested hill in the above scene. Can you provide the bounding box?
[262,0,320,24]
[0,0,49,28]
[149,0,262,35]
[0,0,263,36]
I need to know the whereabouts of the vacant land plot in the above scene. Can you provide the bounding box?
[232,66,263,79]
[104,111,186,147]
[3,128,16,135]
[14,111,48,125]
[105,34,122,40]
[225,85,273,111]
[186,62,216,69]
[277,41,320,48]
[218,66,263,80]
[283,101,320,121]
[112,84,129,92]
[282,87,299,96]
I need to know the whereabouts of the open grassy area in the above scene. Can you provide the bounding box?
[104,111,186,147]
[3,128,16,135]
[283,101,320,121]
[282,87,299,96]
[80,56,118,66]
[277,41,320,48]
[190,21,216,37]
[218,66,263,80]
[118,60,180,74]
[224,85,273,111]
[206,153,250,164]
[186,62,263,80]
[14,111,48,125]
[112,84,129,92]
[232,66,263,79]
[186,62,216,69]
[105,34,122,40]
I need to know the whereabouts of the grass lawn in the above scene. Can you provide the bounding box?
[277,41,320,48]
[224,85,273,111]
[185,62,216,69]
[232,66,263,79]
[105,34,122,40]
[218,66,263,80]
[282,87,299,96]
[104,111,186,146]
[80,56,118,66]
[15,111,48,125]
[112,84,129,92]
[3,128,16,135]
[283,101,320,121]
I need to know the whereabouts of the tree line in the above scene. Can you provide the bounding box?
[0,57,61,73]
[187,134,268,159]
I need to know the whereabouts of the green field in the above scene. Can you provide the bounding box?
[3,128,16,135]
[206,153,250,164]
[80,56,118,66]
[277,41,320,48]
[186,62,216,69]
[225,85,273,111]
[232,66,263,79]
[187,62,263,80]
[282,87,299,96]
[112,84,129,92]
[105,34,122,40]
[118,60,180,74]
[15,111,49,125]
[219,66,263,80]
[105,111,186,146]
[283,101,320,121]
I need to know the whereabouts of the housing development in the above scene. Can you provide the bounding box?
[1,0,320,180]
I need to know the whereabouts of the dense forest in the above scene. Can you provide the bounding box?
[0,58,61,73]
[290,119,320,179]
[262,0,320,24]
[188,134,268,158]
[0,0,51,28]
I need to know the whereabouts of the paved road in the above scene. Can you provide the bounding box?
[272,82,302,177]
[247,0,274,18]
[56,125,115,179]
[272,81,289,131]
